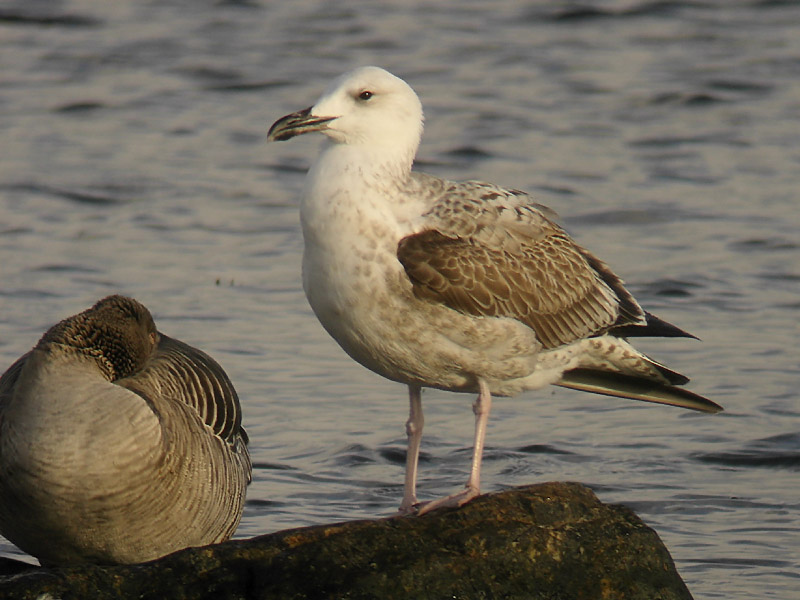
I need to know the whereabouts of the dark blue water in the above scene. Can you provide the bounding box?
[1,2,799,597]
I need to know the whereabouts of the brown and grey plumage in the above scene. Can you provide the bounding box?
[267,66,722,515]
[0,295,251,566]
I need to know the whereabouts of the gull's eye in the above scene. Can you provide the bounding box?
[358,90,374,101]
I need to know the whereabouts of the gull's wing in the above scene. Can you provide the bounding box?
[398,180,645,350]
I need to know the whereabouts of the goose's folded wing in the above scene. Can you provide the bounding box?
[118,335,247,446]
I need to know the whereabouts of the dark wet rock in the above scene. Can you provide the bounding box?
[0,482,693,599]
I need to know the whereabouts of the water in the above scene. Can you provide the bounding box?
[1,1,798,597]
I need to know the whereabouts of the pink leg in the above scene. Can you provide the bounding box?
[398,385,424,515]
[417,379,492,515]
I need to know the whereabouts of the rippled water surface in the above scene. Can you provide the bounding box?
[1,1,799,597]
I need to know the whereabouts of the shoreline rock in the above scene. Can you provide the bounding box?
[0,482,693,599]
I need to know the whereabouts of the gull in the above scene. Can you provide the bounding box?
[268,66,721,515]
[0,295,251,565]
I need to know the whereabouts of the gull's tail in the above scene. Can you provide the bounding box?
[554,335,722,413]
[556,367,722,413]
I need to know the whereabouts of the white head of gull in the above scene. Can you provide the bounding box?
[0,295,251,565]
[268,66,722,515]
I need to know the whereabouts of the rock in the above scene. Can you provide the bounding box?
[0,482,693,599]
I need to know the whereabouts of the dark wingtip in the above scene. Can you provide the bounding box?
[611,311,700,340]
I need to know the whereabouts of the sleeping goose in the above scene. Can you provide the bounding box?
[0,295,251,566]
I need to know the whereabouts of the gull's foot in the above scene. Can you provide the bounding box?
[394,495,421,517]
[416,486,480,516]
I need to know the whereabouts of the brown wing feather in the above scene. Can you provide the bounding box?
[398,196,644,349]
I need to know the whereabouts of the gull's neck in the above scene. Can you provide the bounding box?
[304,141,420,213]
[300,140,425,248]
[318,139,415,187]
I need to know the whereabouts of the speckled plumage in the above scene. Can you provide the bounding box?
[0,295,251,566]
[268,66,720,514]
